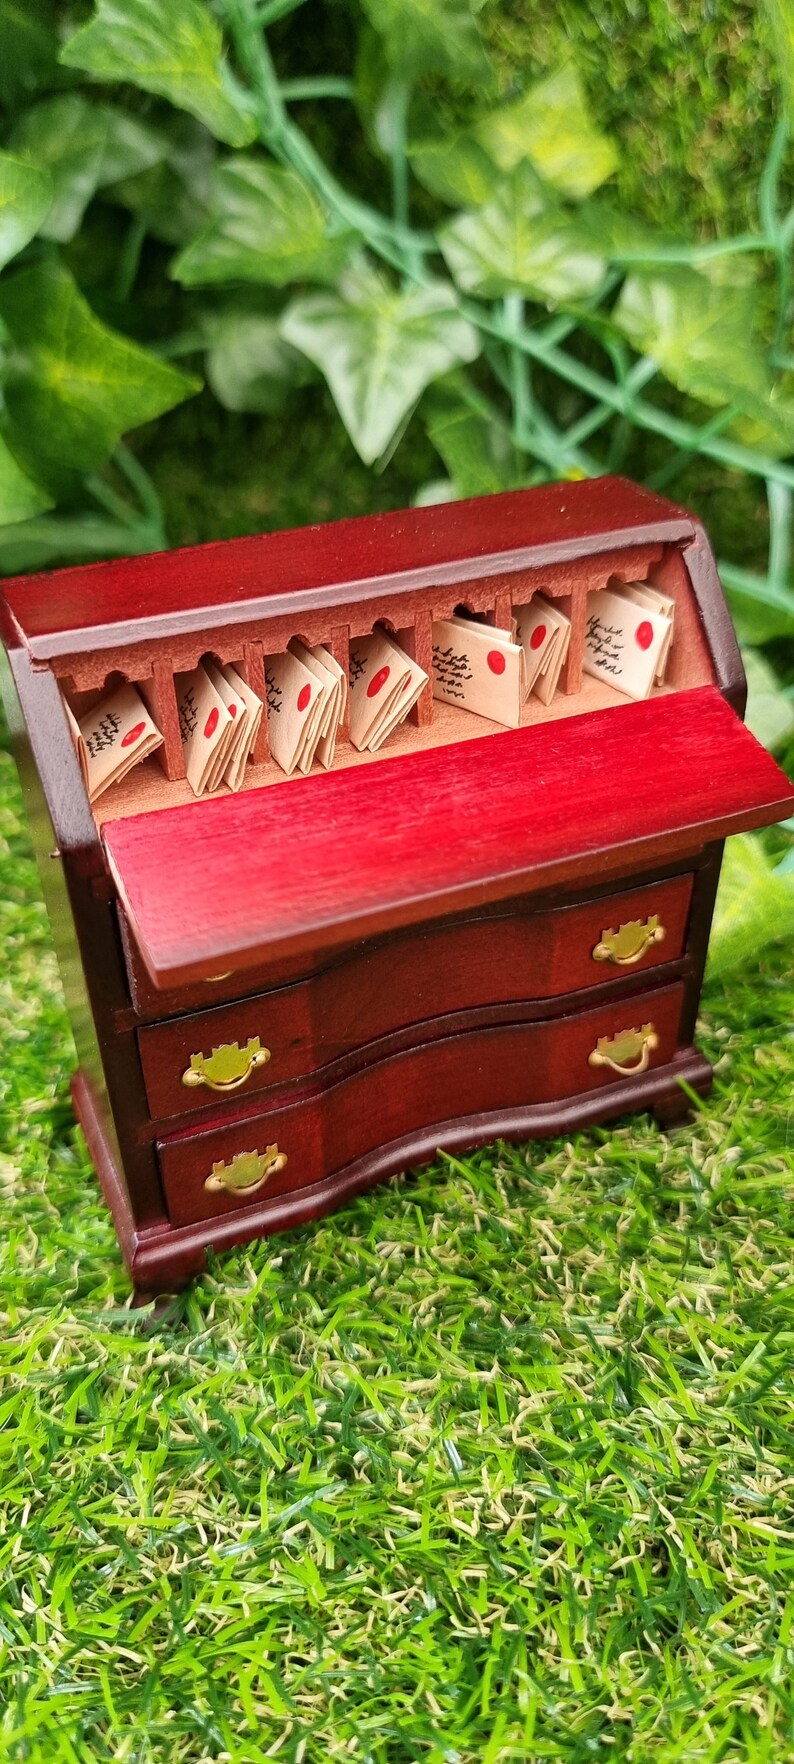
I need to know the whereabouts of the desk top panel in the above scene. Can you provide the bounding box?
[1,477,692,660]
[103,686,793,989]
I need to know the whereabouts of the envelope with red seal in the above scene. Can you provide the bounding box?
[66,682,163,803]
[584,587,671,701]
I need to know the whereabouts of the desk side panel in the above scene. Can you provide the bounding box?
[0,645,165,1229]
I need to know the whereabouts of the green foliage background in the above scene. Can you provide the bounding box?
[0,0,788,559]
[139,0,791,564]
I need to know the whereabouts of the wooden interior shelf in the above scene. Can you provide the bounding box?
[56,533,713,827]
[89,671,678,825]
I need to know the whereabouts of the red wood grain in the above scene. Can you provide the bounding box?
[1,478,693,660]
[104,686,793,989]
[74,1042,714,1294]
[157,982,685,1227]
[117,853,702,1018]
[137,874,693,1120]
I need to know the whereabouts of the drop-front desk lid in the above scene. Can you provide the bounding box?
[103,685,794,991]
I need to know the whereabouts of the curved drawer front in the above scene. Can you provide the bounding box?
[138,874,693,1121]
[157,981,684,1226]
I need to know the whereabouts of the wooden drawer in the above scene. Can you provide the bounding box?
[122,871,693,1021]
[137,874,692,1121]
[157,981,684,1226]
[119,909,308,1017]
[137,873,692,1120]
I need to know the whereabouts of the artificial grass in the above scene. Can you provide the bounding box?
[2,733,794,1762]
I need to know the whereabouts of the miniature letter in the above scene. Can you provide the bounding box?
[66,682,163,803]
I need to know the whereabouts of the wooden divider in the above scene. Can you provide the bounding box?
[60,539,711,827]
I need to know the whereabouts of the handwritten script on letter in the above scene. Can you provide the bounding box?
[432,644,474,700]
[585,614,624,679]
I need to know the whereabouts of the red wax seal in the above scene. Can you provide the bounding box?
[487,649,506,674]
[635,620,653,650]
[297,684,311,712]
[229,703,237,718]
[367,666,390,698]
[530,625,547,650]
[204,708,219,739]
[121,722,145,748]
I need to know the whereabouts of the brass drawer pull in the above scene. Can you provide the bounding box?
[588,1022,659,1076]
[592,915,665,967]
[205,1145,287,1196]
[182,1036,271,1093]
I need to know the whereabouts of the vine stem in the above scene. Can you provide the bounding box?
[502,294,531,456]
[254,0,306,21]
[279,77,355,101]
[84,448,165,551]
[718,559,794,620]
[767,479,792,587]
[390,81,410,234]
[223,0,432,260]
[479,312,794,493]
[455,367,598,480]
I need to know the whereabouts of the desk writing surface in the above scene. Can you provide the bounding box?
[102,686,794,989]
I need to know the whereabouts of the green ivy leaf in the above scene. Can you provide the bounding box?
[353,27,397,159]
[59,0,257,149]
[574,200,686,269]
[108,115,215,248]
[281,273,480,465]
[613,267,794,456]
[440,166,606,302]
[0,260,201,491]
[0,432,52,524]
[613,268,769,408]
[172,158,355,288]
[414,477,459,506]
[425,388,518,496]
[477,65,619,200]
[726,386,794,458]
[743,648,794,753]
[409,128,495,208]
[11,94,165,242]
[708,832,794,979]
[0,511,157,574]
[0,151,52,271]
[202,301,313,413]
[360,0,492,84]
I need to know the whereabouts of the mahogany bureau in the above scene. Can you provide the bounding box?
[1,477,792,1296]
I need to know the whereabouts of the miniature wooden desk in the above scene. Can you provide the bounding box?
[2,478,792,1295]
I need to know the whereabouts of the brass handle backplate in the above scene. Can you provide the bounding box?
[592,915,666,967]
[182,1036,270,1093]
[204,1145,287,1196]
[588,1022,659,1076]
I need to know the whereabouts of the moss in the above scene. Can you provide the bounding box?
[133,387,440,546]
[485,1,779,236]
